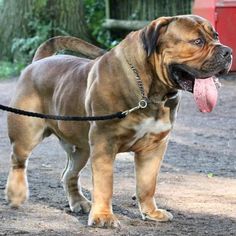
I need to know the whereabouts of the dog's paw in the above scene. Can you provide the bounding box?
[5,170,29,208]
[5,187,29,208]
[70,199,91,213]
[88,212,120,228]
[142,209,173,222]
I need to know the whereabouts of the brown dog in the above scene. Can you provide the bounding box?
[5,15,232,228]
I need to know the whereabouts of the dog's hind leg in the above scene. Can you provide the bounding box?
[60,141,91,213]
[5,113,45,208]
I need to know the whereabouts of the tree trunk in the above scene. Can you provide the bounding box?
[0,0,34,60]
[0,0,94,61]
[47,0,93,41]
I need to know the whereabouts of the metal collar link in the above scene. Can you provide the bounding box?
[122,60,149,116]
[128,63,146,99]
[122,99,148,116]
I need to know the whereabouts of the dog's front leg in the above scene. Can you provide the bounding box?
[134,139,173,222]
[88,128,120,228]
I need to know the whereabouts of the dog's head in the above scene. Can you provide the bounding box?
[141,15,232,112]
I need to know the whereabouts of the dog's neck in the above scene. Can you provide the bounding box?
[123,52,179,107]
[121,31,179,108]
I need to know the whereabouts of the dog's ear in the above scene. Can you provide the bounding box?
[141,17,172,57]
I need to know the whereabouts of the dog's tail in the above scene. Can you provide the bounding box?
[32,36,106,62]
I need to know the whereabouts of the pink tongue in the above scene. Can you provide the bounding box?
[193,77,218,113]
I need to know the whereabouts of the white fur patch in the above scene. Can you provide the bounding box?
[129,118,172,147]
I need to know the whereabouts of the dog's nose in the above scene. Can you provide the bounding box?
[222,46,232,58]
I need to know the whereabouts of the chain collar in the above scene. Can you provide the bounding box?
[127,62,147,99]
[122,59,149,116]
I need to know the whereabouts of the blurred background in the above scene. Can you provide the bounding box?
[0,0,193,79]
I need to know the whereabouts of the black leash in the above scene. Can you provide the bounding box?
[0,104,126,121]
[0,61,147,121]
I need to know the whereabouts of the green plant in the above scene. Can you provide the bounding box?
[0,61,25,79]
[10,0,57,64]
[84,0,119,48]
[207,172,214,178]
[9,0,118,66]
[11,20,52,63]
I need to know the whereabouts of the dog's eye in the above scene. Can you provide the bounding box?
[192,38,204,46]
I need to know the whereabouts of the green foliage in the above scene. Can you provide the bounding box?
[11,21,52,63]
[0,2,54,79]
[84,0,118,48]
[1,0,52,78]
[1,0,114,79]
[10,0,111,63]
[0,61,25,79]
[207,173,214,178]
[11,0,53,64]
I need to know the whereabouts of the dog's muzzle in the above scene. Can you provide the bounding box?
[168,45,233,113]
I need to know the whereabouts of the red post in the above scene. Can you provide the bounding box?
[193,0,216,26]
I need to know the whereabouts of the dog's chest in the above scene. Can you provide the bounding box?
[135,117,171,138]
[127,116,172,151]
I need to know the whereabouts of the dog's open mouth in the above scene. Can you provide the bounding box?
[169,64,226,113]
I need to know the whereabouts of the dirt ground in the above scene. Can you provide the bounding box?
[0,76,235,236]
